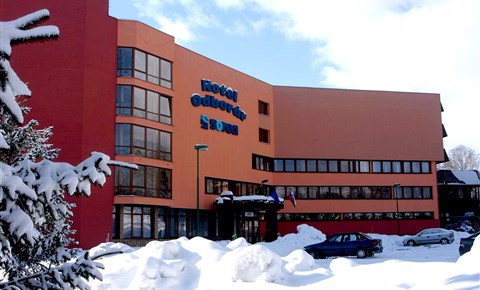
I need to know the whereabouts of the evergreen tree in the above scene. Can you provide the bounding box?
[0,9,135,289]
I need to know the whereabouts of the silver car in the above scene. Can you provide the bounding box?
[403,228,455,246]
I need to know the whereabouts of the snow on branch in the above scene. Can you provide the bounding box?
[0,9,59,59]
[0,9,59,141]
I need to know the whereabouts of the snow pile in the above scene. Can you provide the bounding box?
[88,225,480,290]
[259,224,326,256]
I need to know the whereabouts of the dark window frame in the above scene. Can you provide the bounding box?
[259,128,270,143]
[117,47,172,89]
[258,100,269,115]
[116,123,172,161]
[116,85,172,125]
[115,165,172,199]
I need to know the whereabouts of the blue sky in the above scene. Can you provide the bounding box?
[109,0,480,153]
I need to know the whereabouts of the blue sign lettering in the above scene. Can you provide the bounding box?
[201,115,238,136]
[191,93,247,121]
[201,79,238,102]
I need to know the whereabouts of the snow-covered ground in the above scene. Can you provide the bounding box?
[87,225,479,290]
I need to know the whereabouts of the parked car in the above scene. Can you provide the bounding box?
[459,231,479,256]
[304,232,383,259]
[403,228,454,246]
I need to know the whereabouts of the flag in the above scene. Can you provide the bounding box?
[270,191,280,204]
[288,191,296,207]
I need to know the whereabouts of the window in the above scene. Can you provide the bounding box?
[412,161,421,173]
[392,161,402,173]
[253,154,273,171]
[117,47,172,89]
[328,160,338,172]
[421,161,430,173]
[297,186,307,199]
[307,160,317,172]
[259,128,270,143]
[116,85,132,115]
[318,160,328,172]
[115,165,172,198]
[160,59,172,89]
[116,124,172,161]
[147,54,160,84]
[122,206,152,239]
[296,160,306,172]
[308,186,318,199]
[274,159,284,172]
[117,47,133,77]
[359,161,370,173]
[258,101,269,115]
[285,159,295,172]
[115,124,131,155]
[134,50,147,81]
[382,161,392,173]
[116,85,172,124]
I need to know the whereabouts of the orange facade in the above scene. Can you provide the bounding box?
[115,20,445,243]
[1,0,446,247]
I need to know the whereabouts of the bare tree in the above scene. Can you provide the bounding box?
[438,145,480,170]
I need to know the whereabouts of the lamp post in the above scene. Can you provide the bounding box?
[394,183,401,235]
[194,144,208,236]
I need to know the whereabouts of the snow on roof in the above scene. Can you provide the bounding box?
[451,170,480,185]
[215,191,284,204]
[438,169,480,185]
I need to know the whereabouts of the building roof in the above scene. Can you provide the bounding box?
[437,170,480,185]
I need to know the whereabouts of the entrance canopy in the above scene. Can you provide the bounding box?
[214,191,285,211]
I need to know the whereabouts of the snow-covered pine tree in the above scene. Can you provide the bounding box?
[0,9,136,289]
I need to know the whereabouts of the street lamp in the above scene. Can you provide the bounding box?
[194,144,208,236]
[394,183,401,235]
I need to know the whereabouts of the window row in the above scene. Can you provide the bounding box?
[205,177,269,196]
[253,155,431,174]
[113,206,213,239]
[394,186,433,199]
[116,123,172,161]
[276,211,434,222]
[274,185,432,200]
[116,85,172,124]
[204,176,432,200]
[117,47,172,89]
[115,165,172,198]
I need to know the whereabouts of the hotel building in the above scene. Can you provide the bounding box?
[1,0,447,248]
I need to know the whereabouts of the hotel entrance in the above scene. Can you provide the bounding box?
[215,191,284,243]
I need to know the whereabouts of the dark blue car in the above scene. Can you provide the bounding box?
[304,232,383,259]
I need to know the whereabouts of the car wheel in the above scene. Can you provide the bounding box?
[356,248,367,259]
[440,238,449,245]
[406,240,416,247]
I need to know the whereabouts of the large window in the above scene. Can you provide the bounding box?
[115,165,172,198]
[116,85,172,124]
[117,47,172,89]
[395,186,432,199]
[122,206,152,239]
[253,154,273,171]
[116,124,171,161]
